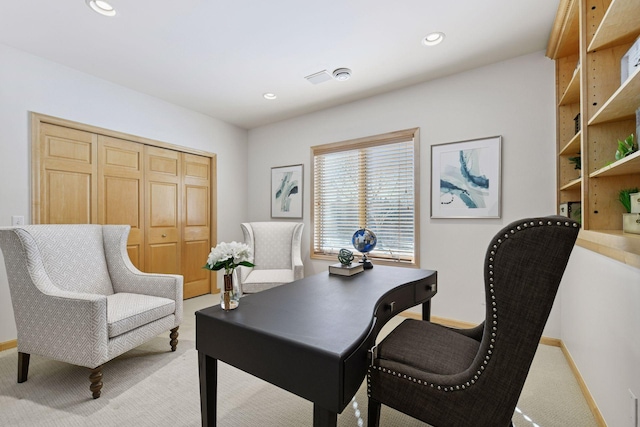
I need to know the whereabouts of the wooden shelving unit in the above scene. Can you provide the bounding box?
[547,0,640,268]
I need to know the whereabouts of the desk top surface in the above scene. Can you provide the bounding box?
[196,265,436,357]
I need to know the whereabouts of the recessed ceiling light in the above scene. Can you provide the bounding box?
[332,68,352,81]
[263,93,277,100]
[86,0,117,17]
[422,32,445,46]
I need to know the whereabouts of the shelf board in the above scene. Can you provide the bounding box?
[559,131,581,155]
[559,66,581,106]
[588,67,640,125]
[560,177,582,191]
[577,229,640,268]
[588,0,640,52]
[589,150,640,178]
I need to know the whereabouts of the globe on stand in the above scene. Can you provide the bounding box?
[352,228,377,269]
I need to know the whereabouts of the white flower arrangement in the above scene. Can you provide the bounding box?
[204,241,255,275]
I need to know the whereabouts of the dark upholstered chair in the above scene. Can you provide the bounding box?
[367,216,580,427]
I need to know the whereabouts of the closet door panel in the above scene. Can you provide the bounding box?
[46,171,92,224]
[98,136,145,270]
[37,123,97,224]
[182,153,211,298]
[145,146,181,275]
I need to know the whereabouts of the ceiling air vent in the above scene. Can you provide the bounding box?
[304,70,333,85]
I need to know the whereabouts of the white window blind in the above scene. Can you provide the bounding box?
[312,129,418,264]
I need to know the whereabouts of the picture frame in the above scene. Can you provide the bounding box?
[271,164,303,218]
[430,136,502,218]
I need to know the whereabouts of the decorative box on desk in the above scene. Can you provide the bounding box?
[329,263,364,276]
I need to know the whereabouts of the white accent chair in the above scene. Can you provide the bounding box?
[0,224,183,399]
[238,222,304,293]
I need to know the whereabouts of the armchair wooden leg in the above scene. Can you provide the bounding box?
[368,397,381,427]
[17,352,30,383]
[89,366,103,399]
[170,326,179,351]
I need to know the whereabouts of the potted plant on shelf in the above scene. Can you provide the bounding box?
[615,134,636,161]
[568,155,581,177]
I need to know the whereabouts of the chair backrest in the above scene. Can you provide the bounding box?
[463,217,579,422]
[241,222,303,270]
[1,225,115,295]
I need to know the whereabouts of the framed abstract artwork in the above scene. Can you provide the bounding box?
[430,136,502,218]
[271,164,303,218]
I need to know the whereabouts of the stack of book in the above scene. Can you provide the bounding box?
[328,263,364,276]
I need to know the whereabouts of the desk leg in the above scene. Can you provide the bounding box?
[198,351,217,427]
[313,405,337,427]
[422,300,431,321]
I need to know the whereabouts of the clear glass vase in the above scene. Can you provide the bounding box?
[221,271,241,310]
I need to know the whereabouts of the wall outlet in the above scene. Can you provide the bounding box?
[11,215,25,226]
[630,389,638,427]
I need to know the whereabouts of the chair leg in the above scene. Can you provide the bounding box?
[170,326,179,351]
[89,366,103,399]
[368,397,381,427]
[17,352,30,383]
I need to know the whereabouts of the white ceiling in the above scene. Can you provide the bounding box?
[0,1,560,129]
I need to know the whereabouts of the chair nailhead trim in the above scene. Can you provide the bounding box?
[367,218,578,393]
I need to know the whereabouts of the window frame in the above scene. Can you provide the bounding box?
[310,128,420,267]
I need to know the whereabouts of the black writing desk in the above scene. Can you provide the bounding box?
[196,265,437,426]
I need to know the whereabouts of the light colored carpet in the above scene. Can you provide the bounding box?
[0,295,598,426]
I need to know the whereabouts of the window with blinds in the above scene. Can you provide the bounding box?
[311,128,419,265]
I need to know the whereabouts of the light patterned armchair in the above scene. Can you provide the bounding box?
[0,224,183,399]
[237,222,304,293]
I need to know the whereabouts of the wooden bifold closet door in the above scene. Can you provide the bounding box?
[33,118,215,299]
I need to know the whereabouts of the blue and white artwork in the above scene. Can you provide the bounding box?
[431,136,501,218]
[271,164,303,218]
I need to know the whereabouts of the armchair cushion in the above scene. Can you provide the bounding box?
[24,225,114,295]
[378,319,480,376]
[106,293,175,338]
[241,269,295,293]
[251,222,296,269]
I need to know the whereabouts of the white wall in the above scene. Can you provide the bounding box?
[248,50,561,332]
[0,43,249,342]
[561,247,640,426]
